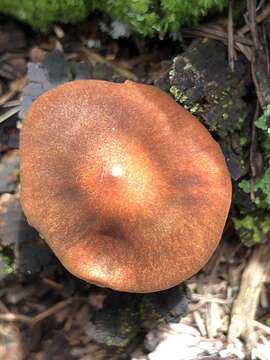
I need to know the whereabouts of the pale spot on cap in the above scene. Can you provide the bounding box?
[111,163,125,177]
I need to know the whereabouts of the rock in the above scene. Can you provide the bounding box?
[21,51,72,116]
[21,51,116,117]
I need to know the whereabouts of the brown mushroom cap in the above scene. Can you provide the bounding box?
[20,80,231,293]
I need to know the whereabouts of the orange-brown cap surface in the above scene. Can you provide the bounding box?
[20,80,232,293]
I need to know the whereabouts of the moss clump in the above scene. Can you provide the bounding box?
[0,245,15,275]
[233,215,270,246]
[0,0,93,30]
[234,104,270,245]
[0,0,227,36]
[139,296,164,324]
[160,0,227,33]
[170,85,188,104]
[238,105,270,210]
[170,84,202,113]
[255,104,270,135]
[239,168,270,208]
[95,0,161,37]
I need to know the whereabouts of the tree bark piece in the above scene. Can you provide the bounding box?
[156,39,253,181]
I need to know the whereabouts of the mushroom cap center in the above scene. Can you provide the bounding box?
[77,134,167,219]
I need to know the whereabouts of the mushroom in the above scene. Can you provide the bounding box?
[20,80,231,293]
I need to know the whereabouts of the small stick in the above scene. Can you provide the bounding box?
[81,47,138,81]
[0,76,27,106]
[2,100,22,108]
[42,278,64,291]
[0,312,33,324]
[31,298,72,324]
[0,106,21,124]
[253,320,270,336]
[193,310,207,336]
[228,0,235,71]
[247,0,259,49]
[239,5,270,35]
[0,298,73,326]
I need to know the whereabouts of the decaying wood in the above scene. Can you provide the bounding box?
[156,39,252,181]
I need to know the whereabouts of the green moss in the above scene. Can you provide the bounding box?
[0,0,93,31]
[170,85,202,113]
[190,103,202,113]
[234,103,270,245]
[238,105,270,210]
[139,296,164,323]
[239,168,270,208]
[170,85,185,102]
[240,136,248,146]
[255,104,270,135]
[0,0,228,35]
[95,0,160,37]
[169,68,176,81]
[233,215,270,246]
[233,215,261,244]
[0,246,15,274]
[256,104,270,156]
[160,0,227,33]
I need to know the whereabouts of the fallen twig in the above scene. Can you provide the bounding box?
[0,312,33,324]
[0,76,26,106]
[253,320,270,336]
[239,5,270,35]
[0,106,21,124]
[0,298,73,326]
[81,47,138,81]
[31,298,73,324]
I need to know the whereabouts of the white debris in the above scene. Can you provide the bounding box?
[141,322,247,360]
